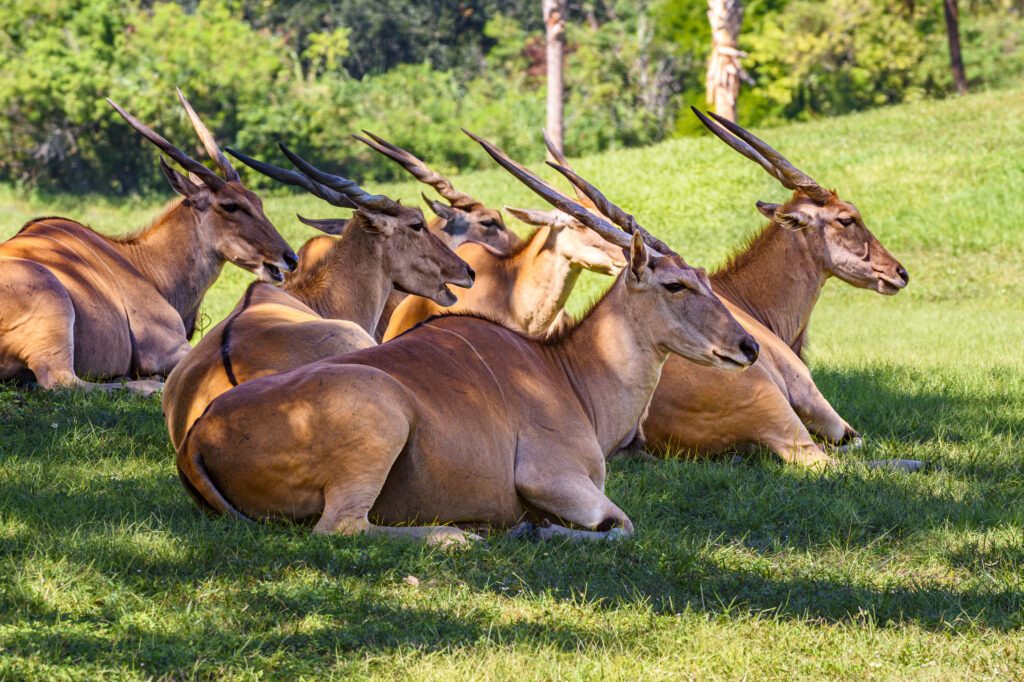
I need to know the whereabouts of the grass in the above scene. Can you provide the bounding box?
[1,86,1022,679]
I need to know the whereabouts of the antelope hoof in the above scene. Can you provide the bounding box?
[865,458,929,473]
[506,521,538,541]
[128,379,165,397]
[604,527,629,542]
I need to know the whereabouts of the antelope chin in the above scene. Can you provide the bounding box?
[589,261,626,276]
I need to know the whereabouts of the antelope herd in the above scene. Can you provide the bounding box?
[0,90,921,544]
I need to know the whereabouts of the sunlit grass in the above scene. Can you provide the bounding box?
[0,87,1022,678]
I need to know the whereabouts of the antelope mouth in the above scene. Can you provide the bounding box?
[435,284,459,307]
[875,274,906,295]
[711,351,751,372]
[262,262,285,284]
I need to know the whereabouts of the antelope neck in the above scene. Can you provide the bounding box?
[114,198,225,336]
[549,278,668,454]
[508,227,583,335]
[284,220,392,334]
[710,222,827,348]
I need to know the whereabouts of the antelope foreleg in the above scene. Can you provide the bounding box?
[514,458,635,536]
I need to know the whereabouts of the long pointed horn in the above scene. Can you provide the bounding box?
[107,98,225,190]
[542,128,597,210]
[691,107,832,205]
[278,143,401,215]
[463,129,633,252]
[176,88,240,182]
[354,131,479,210]
[225,147,356,209]
[546,162,677,257]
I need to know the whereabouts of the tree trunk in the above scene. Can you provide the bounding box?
[705,0,751,123]
[943,0,968,95]
[544,0,567,161]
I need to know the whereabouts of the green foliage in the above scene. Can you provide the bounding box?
[2,0,1024,192]
[740,0,1024,123]
[0,0,293,192]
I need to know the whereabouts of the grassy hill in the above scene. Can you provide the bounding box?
[0,87,1022,679]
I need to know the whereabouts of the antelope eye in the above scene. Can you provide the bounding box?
[220,202,240,213]
[663,282,686,293]
[411,222,425,231]
[838,217,855,227]
[482,219,497,228]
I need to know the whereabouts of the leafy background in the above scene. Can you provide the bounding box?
[1,0,1023,193]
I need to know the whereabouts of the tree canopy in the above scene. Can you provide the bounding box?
[1,0,1021,192]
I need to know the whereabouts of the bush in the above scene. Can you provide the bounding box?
[2,0,1023,193]
[739,0,1024,124]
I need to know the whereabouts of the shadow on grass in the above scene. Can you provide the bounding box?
[1,372,1022,672]
[813,364,1023,446]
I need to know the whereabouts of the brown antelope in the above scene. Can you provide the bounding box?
[351,131,522,340]
[162,143,475,449]
[639,109,914,468]
[175,132,759,543]
[0,91,296,394]
[382,132,626,339]
[298,130,521,274]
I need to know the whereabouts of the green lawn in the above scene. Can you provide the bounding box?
[0,87,1022,679]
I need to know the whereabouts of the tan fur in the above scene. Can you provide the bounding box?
[0,194,293,394]
[163,210,473,449]
[373,211,519,341]
[383,222,625,339]
[177,235,758,541]
[643,191,909,465]
[0,97,296,394]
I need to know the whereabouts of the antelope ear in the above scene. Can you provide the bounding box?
[296,214,348,235]
[160,157,201,199]
[775,210,815,231]
[755,200,780,218]
[627,231,649,283]
[423,193,458,222]
[360,211,397,236]
[504,206,572,228]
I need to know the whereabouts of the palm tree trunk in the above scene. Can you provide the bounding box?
[544,0,568,160]
[706,0,750,123]
[943,0,968,95]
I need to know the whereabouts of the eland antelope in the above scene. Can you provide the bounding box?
[639,109,913,468]
[0,91,295,393]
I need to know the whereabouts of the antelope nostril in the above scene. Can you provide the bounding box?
[897,266,909,283]
[282,250,298,272]
[466,266,476,283]
[740,338,759,364]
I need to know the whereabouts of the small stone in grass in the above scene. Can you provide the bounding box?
[403,575,420,587]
